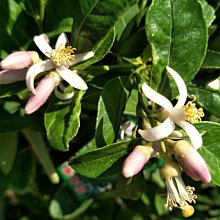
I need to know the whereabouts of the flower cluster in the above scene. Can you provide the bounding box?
[122,66,211,217]
[0,33,94,114]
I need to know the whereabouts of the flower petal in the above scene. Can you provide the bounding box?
[0,69,27,84]
[166,66,187,109]
[138,117,175,141]
[122,145,150,178]
[54,87,74,100]
[55,33,68,50]
[142,83,173,112]
[176,120,203,149]
[25,75,57,114]
[26,60,54,93]
[56,67,88,90]
[69,51,94,66]
[34,34,52,58]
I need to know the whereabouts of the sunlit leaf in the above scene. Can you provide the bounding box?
[44,91,85,151]
[95,76,131,147]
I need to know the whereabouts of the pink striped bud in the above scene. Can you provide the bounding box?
[169,140,211,183]
[0,51,39,70]
[122,145,151,178]
[0,69,27,84]
[25,72,61,114]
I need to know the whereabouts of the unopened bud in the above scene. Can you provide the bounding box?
[160,159,181,180]
[0,51,39,70]
[25,72,61,114]
[0,69,27,84]
[169,140,211,183]
[122,145,151,178]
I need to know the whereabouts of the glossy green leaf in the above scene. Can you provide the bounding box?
[202,50,220,69]
[74,28,115,70]
[124,89,138,116]
[146,0,208,91]
[198,0,215,27]
[44,91,85,151]
[71,0,138,51]
[70,139,141,178]
[188,85,220,118]
[0,0,32,56]
[196,122,220,186]
[0,132,18,175]
[95,76,131,147]
[45,0,74,37]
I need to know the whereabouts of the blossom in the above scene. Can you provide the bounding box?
[26,33,94,95]
[138,66,203,149]
[161,159,197,216]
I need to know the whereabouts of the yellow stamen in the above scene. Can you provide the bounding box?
[183,96,204,123]
[51,46,76,67]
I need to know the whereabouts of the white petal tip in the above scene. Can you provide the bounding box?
[82,84,88,90]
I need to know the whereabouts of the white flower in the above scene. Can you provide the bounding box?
[26,33,94,95]
[164,175,196,214]
[138,66,203,149]
[160,159,196,216]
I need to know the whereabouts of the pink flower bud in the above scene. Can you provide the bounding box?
[0,69,27,84]
[122,145,151,178]
[0,51,39,70]
[170,140,211,183]
[25,72,60,114]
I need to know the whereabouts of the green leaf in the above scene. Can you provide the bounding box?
[0,0,32,56]
[0,105,34,133]
[198,0,215,27]
[49,186,93,220]
[116,173,146,200]
[95,77,131,147]
[17,0,39,18]
[0,82,26,98]
[0,132,18,175]
[202,50,220,69]
[196,122,220,186]
[45,0,74,37]
[74,28,115,70]
[0,169,11,197]
[154,193,167,216]
[188,85,220,118]
[10,150,36,194]
[44,91,85,151]
[145,0,208,90]
[70,139,141,178]
[23,127,59,184]
[71,0,138,51]
[124,89,138,116]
